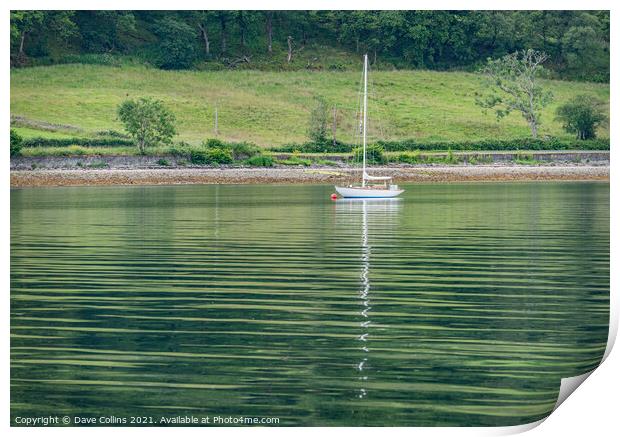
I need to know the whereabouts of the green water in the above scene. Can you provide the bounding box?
[11,182,609,427]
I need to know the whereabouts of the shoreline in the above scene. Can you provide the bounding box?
[10,165,610,188]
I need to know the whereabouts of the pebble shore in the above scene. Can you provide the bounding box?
[10,165,609,188]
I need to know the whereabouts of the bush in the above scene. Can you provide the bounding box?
[397,151,420,164]
[376,137,610,152]
[10,129,23,157]
[555,95,608,140]
[202,138,226,149]
[168,141,192,157]
[269,137,609,153]
[156,158,170,166]
[229,142,260,160]
[190,147,233,165]
[270,141,352,153]
[200,138,260,160]
[352,144,386,164]
[245,155,274,167]
[21,137,134,148]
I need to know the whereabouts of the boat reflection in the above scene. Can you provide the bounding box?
[334,198,402,399]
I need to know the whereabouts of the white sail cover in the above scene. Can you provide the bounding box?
[363,172,392,181]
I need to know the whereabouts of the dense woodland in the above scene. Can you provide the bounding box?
[10,10,610,82]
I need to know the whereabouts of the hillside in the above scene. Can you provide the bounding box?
[10,63,610,147]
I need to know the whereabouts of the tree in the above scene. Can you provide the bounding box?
[74,11,135,53]
[152,17,197,69]
[181,11,215,57]
[10,11,76,62]
[555,95,607,140]
[307,96,329,143]
[561,14,609,82]
[10,129,23,157]
[476,49,553,138]
[10,11,44,59]
[217,12,231,56]
[117,98,177,154]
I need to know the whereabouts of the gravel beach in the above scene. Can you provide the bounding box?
[10,165,609,188]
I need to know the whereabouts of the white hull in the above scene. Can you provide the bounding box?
[335,186,404,198]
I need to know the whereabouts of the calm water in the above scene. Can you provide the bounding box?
[11,182,609,426]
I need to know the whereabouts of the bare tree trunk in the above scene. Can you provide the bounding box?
[19,32,27,57]
[374,49,377,64]
[238,13,246,49]
[220,16,227,55]
[266,13,273,53]
[198,24,210,56]
[287,36,293,63]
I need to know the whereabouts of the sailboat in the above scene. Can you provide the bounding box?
[335,54,404,199]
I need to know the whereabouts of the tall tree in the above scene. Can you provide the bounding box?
[264,12,274,53]
[182,11,214,57]
[217,12,230,56]
[236,11,248,50]
[152,17,198,69]
[476,49,553,138]
[74,11,135,53]
[11,11,76,61]
[11,11,44,59]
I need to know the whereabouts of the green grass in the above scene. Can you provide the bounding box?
[11,126,80,140]
[11,63,610,147]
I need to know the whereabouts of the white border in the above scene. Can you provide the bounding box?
[3,1,617,436]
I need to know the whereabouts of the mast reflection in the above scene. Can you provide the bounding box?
[334,198,402,400]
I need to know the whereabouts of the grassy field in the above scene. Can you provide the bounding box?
[11,63,610,147]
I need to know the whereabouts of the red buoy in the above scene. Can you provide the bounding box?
[330,193,338,200]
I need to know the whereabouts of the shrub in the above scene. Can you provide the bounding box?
[245,155,274,167]
[168,141,192,157]
[202,138,226,149]
[10,129,23,157]
[270,141,352,153]
[21,137,134,147]
[229,142,260,160]
[190,147,233,165]
[157,158,171,166]
[555,95,608,140]
[352,144,386,165]
[375,137,609,152]
[397,151,420,164]
[269,137,609,153]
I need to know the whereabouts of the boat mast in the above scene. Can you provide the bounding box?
[362,54,368,187]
